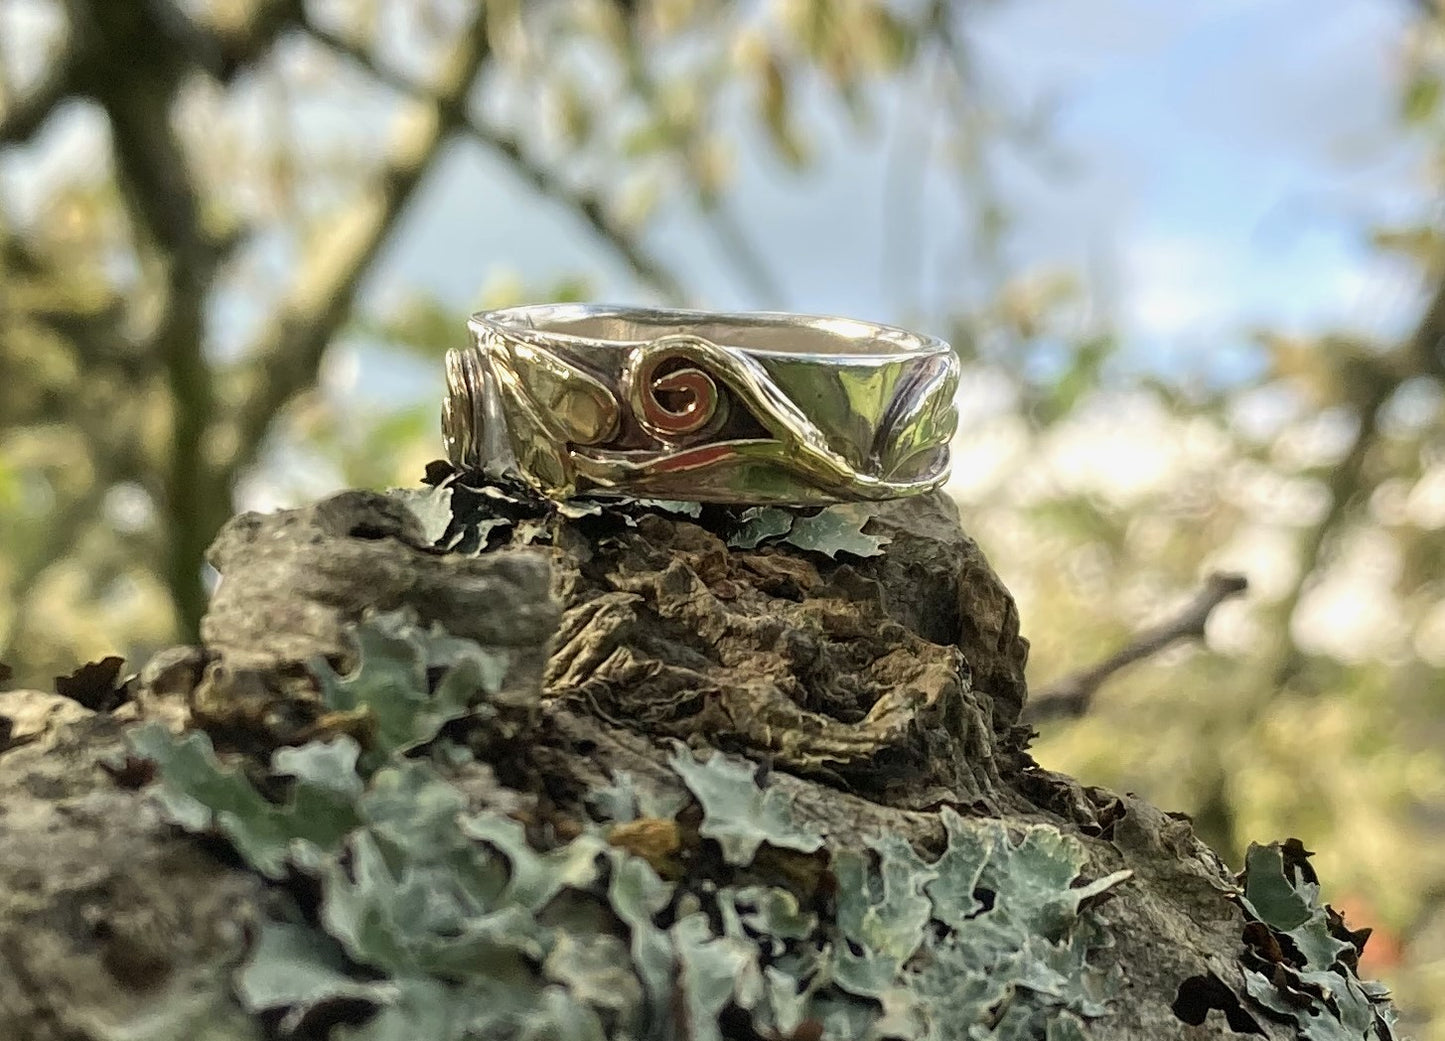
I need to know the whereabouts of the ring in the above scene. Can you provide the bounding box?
[442,304,960,505]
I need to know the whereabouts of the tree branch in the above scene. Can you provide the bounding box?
[113,0,306,84]
[1024,572,1249,723]
[698,198,783,307]
[304,20,687,305]
[228,8,495,470]
[0,49,75,145]
[612,33,781,307]
[1406,254,1445,380]
[203,0,306,81]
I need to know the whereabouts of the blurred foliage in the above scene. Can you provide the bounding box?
[0,0,954,673]
[941,12,1445,1030]
[6,0,1445,1036]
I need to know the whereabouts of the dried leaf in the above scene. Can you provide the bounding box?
[422,459,456,486]
[607,818,683,877]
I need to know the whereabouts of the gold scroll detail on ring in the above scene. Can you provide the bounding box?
[624,336,730,443]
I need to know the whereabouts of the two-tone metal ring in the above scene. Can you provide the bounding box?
[442,304,959,505]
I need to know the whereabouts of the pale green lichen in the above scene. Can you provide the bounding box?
[725,503,890,557]
[389,484,455,546]
[1238,842,1398,1040]
[785,503,892,557]
[311,609,509,767]
[726,506,796,549]
[128,727,364,879]
[830,813,1128,1040]
[668,747,825,864]
[585,769,688,824]
[135,618,1131,1041]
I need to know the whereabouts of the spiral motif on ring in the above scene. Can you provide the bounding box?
[625,337,730,442]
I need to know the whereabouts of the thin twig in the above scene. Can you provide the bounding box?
[0,49,74,145]
[610,18,781,306]
[469,121,688,305]
[698,198,783,307]
[1024,572,1249,723]
[305,20,687,305]
[204,0,306,81]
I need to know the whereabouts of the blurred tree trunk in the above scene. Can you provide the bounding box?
[42,0,494,640]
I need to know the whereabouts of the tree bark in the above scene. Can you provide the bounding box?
[0,479,1398,1040]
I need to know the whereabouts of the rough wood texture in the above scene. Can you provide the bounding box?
[0,485,1385,1039]
[202,490,555,687]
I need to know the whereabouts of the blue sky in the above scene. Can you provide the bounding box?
[347,0,1434,408]
[1,0,1433,405]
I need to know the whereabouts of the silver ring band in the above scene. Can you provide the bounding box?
[442,304,959,505]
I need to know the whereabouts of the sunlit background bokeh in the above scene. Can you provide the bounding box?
[4,0,1445,1031]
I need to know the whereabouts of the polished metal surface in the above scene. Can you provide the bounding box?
[443,304,960,504]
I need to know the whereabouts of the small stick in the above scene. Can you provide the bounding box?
[1024,572,1249,723]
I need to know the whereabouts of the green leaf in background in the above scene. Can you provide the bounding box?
[364,292,468,360]
[1403,72,1442,123]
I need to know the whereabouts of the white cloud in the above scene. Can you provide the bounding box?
[1117,234,1234,341]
